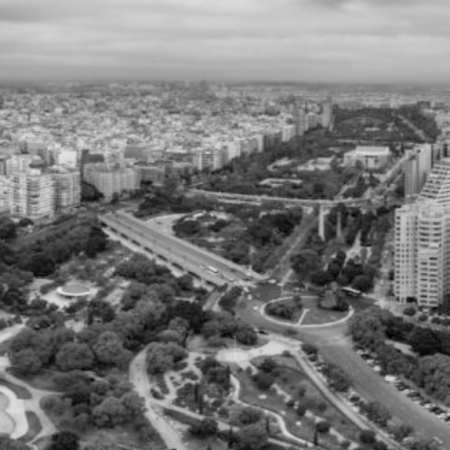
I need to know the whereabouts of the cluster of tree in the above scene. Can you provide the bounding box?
[360,401,392,427]
[0,216,17,240]
[265,297,301,320]
[397,106,440,142]
[16,221,108,277]
[218,286,243,312]
[220,207,303,272]
[318,289,349,312]
[342,177,367,199]
[348,308,450,405]
[202,311,257,346]
[115,253,197,298]
[202,129,352,201]
[333,105,438,144]
[321,362,352,392]
[199,356,231,392]
[9,326,133,375]
[146,341,187,374]
[42,372,151,436]
[136,186,218,217]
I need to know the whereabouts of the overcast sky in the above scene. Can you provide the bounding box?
[1,0,450,83]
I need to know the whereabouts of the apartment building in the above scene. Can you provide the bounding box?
[83,162,140,200]
[11,165,55,221]
[404,144,442,198]
[394,158,450,309]
[50,168,81,213]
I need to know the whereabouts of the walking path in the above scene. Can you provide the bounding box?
[0,356,58,443]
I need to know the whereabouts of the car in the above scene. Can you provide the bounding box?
[258,329,269,335]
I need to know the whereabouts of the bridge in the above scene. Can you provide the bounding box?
[99,211,264,288]
[187,189,372,209]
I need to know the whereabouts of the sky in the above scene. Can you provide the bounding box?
[1,0,450,84]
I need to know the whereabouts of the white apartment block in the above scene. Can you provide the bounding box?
[83,163,140,201]
[11,168,55,221]
[394,158,450,309]
[404,144,441,198]
[191,149,223,171]
[50,169,81,213]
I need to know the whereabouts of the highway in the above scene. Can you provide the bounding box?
[188,188,373,209]
[100,211,264,286]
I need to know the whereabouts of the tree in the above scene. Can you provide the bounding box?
[361,401,392,427]
[189,418,219,438]
[0,437,29,450]
[93,331,132,368]
[146,342,187,374]
[236,422,269,450]
[352,274,373,293]
[0,217,17,240]
[408,327,441,356]
[359,430,376,445]
[316,420,330,434]
[56,342,95,372]
[253,372,275,391]
[19,252,56,277]
[291,250,322,281]
[48,431,80,450]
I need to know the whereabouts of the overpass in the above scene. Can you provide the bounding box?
[99,211,264,287]
[187,189,372,209]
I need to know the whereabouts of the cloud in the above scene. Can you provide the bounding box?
[0,0,450,82]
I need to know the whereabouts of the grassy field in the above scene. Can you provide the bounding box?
[300,296,348,326]
[18,411,42,443]
[0,376,32,399]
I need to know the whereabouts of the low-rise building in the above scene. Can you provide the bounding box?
[343,146,391,170]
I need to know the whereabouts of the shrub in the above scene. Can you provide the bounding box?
[286,399,295,408]
[316,421,331,434]
[359,430,376,444]
[302,343,318,355]
[403,306,417,317]
[297,386,306,398]
[417,314,428,322]
[340,440,351,449]
[431,317,442,325]
[296,405,307,417]
[253,372,275,391]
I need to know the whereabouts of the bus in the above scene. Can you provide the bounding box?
[342,287,362,298]
[207,266,218,274]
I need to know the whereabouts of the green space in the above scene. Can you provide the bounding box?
[18,411,42,444]
[172,205,303,273]
[0,376,32,399]
[235,355,359,448]
[300,296,348,326]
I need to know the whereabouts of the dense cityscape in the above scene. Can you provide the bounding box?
[3,1,450,450]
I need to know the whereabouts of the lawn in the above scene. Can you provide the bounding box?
[8,369,62,392]
[300,296,348,326]
[236,355,360,447]
[0,376,32,399]
[18,411,42,443]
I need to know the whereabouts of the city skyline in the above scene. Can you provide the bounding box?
[2,0,450,84]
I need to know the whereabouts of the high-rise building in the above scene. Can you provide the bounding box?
[394,158,450,309]
[292,107,307,136]
[11,165,55,221]
[404,144,441,199]
[50,168,81,213]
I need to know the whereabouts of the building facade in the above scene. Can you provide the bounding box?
[394,158,450,309]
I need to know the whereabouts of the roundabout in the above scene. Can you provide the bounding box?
[57,283,93,298]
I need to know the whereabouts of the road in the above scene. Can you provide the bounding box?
[129,349,188,450]
[270,211,318,281]
[100,211,263,286]
[188,189,371,209]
